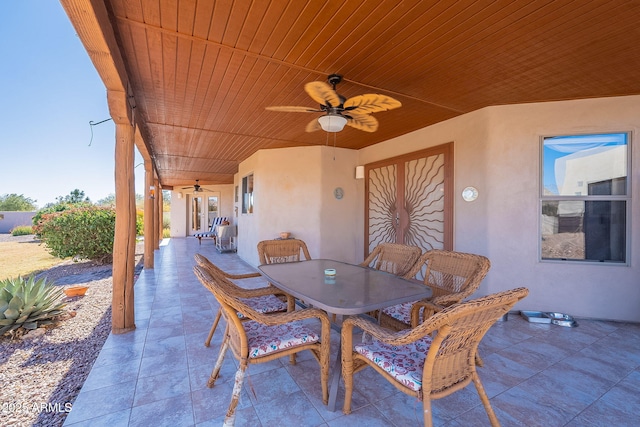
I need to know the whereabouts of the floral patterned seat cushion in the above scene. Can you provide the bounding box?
[243,320,320,358]
[381,301,421,326]
[354,336,433,391]
[236,295,287,319]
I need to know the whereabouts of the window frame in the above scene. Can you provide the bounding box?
[539,131,631,265]
[241,173,254,214]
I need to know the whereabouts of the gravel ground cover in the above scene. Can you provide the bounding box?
[1,235,142,427]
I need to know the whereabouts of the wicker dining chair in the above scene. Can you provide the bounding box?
[342,287,529,427]
[194,264,331,427]
[379,249,491,331]
[194,254,291,347]
[360,242,422,276]
[257,238,312,264]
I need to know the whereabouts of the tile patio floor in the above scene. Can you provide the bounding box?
[63,238,640,426]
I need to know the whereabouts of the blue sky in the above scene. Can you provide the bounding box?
[0,2,144,209]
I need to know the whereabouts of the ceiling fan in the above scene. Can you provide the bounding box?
[265,74,401,133]
[181,180,211,192]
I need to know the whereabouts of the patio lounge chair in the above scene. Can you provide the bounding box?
[194,254,291,347]
[193,264,331,427]
[194,216,228,245]
[341,287,529,427]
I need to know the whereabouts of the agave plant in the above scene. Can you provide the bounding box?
[0,276,66,336]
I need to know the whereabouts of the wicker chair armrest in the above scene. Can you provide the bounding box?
[223,271,262,280]
[410,300,444,327]
[343,315,435,346]
[431,292,469,307]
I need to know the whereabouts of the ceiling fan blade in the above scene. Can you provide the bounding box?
[343,94,402,114]
[265,106,320,113]
[305,81,341,107]
[305,118,322,132]
[346,113,378,132]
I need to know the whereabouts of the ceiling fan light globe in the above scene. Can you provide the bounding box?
[318,114,347,132]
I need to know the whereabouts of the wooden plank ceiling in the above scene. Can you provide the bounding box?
[96,0,640,188]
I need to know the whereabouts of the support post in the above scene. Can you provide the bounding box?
[112,121,136,333]
[143,161,155,269]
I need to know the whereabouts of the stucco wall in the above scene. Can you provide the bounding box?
[358,95,640,321]
[170,184,234,237]
[235,146,359,266]
[0,211,36,233]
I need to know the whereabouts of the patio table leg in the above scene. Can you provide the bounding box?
[327,313,345,412]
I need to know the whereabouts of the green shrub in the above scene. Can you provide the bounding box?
[10,225,34,236]
[0,276,66,336]
[32,202,92,233]
[136,209,144,236]
[33,206,116,262]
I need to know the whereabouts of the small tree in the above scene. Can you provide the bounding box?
[56,189,91,204]
[0,193,37,211]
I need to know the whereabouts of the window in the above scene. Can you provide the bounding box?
[541,133,629,263]
[242,173,254,214]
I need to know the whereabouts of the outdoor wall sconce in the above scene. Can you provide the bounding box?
[355,165,365,179]
[149,185,156,199]
[177,192,183,199]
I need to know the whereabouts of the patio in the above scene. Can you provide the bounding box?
[63,238,640,427]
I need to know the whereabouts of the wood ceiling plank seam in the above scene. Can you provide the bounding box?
[253,0,309,58]
[248,0,291,54]
[195,48,234,130]
[448,1,634,100]
[269,0,328,61]
[208,0,235,43]
[281,0,360,66]
[141,0,161,27]
[159,0,178,32]
[356,1,522,89]
[187,43,222,130]
[128,23,161,127]
[213,56,262,131]
[314,0,451,77]
[110,0,141,19]
[294,1,393,71]
[221,0,253,47]
[144,25,166,124]
[233,0,272,51]
[200,53,245,129]
[160,31,178,126]
[176,0,197,34]
[302,0,413,72]
[439,0,625,85]
[174,36,195,125]
[369,0,569,105]
[192,0,215,39]
[438,0,611,79]
[224,59,290,135]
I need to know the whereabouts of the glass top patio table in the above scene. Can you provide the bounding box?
[259,259,432,411]
[258,259,432,316]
